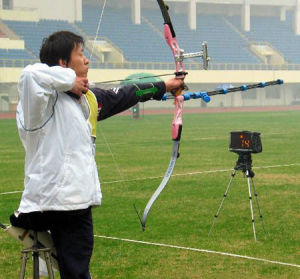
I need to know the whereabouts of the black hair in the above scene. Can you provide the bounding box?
[39,31,84,66]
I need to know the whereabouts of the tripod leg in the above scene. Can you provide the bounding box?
[19,251,28,279]
[208,169,236,236]
[250,177,267,235]
[247,171,257,241]
[33,231,39,279]
[44,250,55,279]
[33,252,40,279]
[33,251,39,279]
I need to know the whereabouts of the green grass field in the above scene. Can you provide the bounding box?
[0,110,299,278]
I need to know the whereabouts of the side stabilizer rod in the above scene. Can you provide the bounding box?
[162,79,284,103]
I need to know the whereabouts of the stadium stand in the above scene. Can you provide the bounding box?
[1,5,300,66]
[0,49,36,67]
[226,12,300,64]
[143,9,259,64]
[0,49,34,59]
[76,5,259,64]
[3,19,96,63]
[76,7,170,62]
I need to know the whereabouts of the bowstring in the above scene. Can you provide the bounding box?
[90,0,130,205]
[90,0,107,61]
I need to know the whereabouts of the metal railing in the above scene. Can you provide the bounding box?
[1,58,300,71]
[0,59,38,68]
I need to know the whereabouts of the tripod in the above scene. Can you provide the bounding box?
[208,152,266,241]
[19,230,55,279]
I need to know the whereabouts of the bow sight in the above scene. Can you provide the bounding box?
[175,41,210,70]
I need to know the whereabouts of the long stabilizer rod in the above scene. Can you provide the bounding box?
[162,79,284,103]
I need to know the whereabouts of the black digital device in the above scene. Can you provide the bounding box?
[229,131,262,154]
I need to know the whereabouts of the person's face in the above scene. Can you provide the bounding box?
[67,44,89,77]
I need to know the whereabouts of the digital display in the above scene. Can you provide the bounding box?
[229,131,262,153]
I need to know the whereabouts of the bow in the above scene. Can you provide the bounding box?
[135,0,210,231]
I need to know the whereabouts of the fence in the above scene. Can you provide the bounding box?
[2,59,300,71]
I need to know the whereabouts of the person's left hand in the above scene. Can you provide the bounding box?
[165,78,185,95]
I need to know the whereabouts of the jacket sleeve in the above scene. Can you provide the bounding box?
[18,63,76,129]
[20,63,76,94]
[91,81,166,121]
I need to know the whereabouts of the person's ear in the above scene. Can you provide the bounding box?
[58,59,67,68]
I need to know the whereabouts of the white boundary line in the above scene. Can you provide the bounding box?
[102,162,300,184]
[94,235,300,269]
[101,162,300,185]
[0,190,23,196]
[96,132,285,147]
[0,163,299,196]
[102,168,231,184]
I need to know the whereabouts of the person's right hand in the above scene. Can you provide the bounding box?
[71,76,89,97]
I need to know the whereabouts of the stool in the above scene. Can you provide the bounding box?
[19,231,55,279]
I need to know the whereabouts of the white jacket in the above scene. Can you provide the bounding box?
[16,63,102,213]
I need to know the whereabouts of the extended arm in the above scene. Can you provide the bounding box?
[92,81,166,121]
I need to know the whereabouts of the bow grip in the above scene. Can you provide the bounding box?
[172,95,184,141]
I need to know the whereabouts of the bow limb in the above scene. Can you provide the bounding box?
[141,140,179,230]
[137,0,186,231]
[140,95,184,230]
[158,0,187,78]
